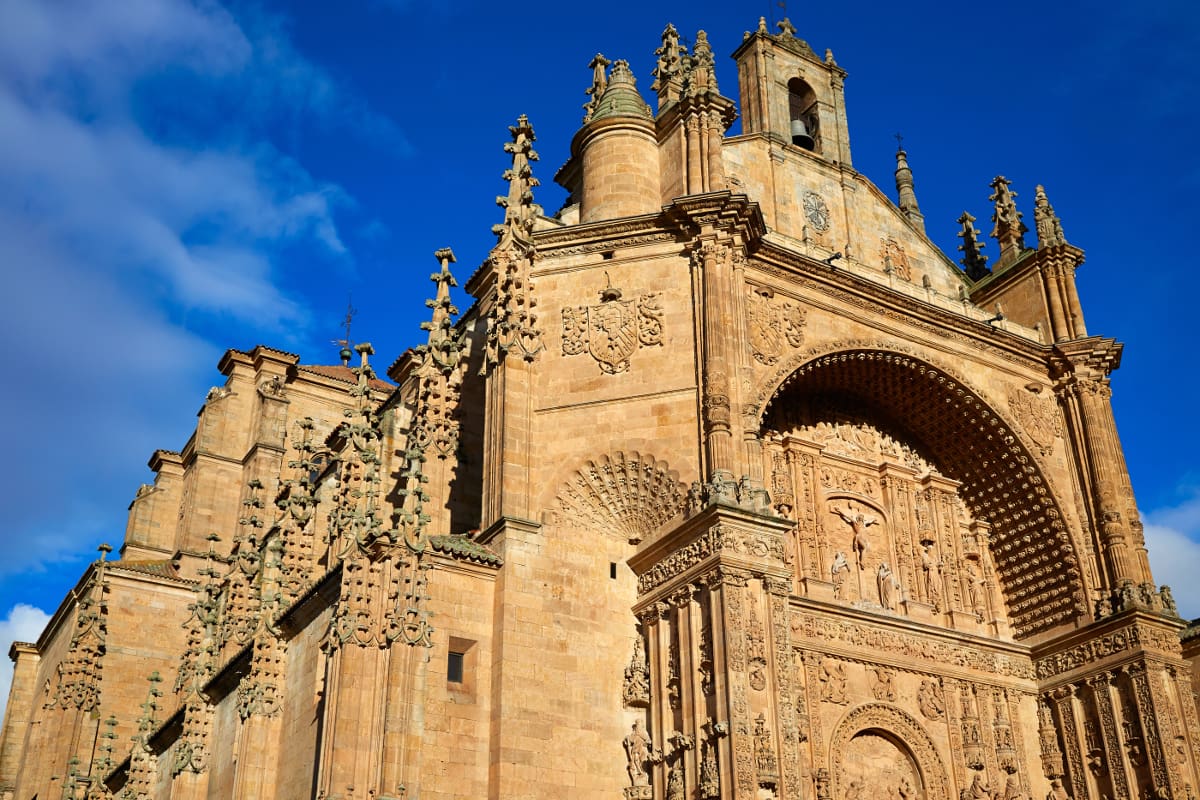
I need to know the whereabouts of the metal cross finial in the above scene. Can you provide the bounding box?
[894,132,904,151]
[338,295,357,349]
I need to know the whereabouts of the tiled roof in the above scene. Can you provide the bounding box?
[429,535,503,567]
[295,363,394,392]
[109,559,192,583]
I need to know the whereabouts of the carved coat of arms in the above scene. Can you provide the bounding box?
[747,287,806,365]
[562,287,663,374]
[1008,386,1061,456]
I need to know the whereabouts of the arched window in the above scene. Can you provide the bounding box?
[787,77,819,152]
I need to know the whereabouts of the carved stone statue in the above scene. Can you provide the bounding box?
[820,660,848,704]
[964,773,992,800]
[964,561,984,615]
[877,562,899,610]
[1045,778,1070,800]
[623,638,650,707]
[624,721,652,786]
[833,506,878,569]
[831,551,850,600]
[872,667,896,701]
[1002,773,1023,800]
[918,679,945,720]
[666,764,684,800]
[920,542,942,608]
[845,779,864,800]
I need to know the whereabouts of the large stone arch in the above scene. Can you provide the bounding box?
[828,703,949,800]
[751,342,1086,639]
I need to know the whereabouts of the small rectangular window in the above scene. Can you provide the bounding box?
[610,562,618,579]
[447,650,465,683]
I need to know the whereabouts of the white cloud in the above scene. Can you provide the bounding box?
[0,605,52,725]
[0,0,398,582]
[1142,491,1200,620]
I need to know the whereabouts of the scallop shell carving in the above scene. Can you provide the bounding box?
[555,451,685,543]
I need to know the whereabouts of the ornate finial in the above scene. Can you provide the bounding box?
[894,143,924,233]
[682,30,717,98]
[582,54,610,123]
[988,175,1028,265]
[957,211,990,280]
[825,48,837,65]
[757,16,769,34]
[492,114,541,246]
[1033,184,1068,248]
[652,24,686,107]
[482,116,545,373]
[417,248,462,376]
[776,17,797,37]
[333,296,357,366]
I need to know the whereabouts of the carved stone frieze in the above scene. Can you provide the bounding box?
[792,612,1035,679]
[1034,620,1183,680]
[637,524,787,594]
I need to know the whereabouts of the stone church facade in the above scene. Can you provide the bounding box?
[2,16,1198,800]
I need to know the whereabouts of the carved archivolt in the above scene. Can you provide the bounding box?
[554,451,684,543]
[827,703,949,800]
[750,341,1084,639]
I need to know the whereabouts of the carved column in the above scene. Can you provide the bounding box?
[1053,339,1146,587]
[1086,672,1132,799]
[686,115,703,195]
[1050,685,1089,799]
[696,239,739,483]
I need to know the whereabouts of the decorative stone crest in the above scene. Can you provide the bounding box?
[746,286,807,365]
[561,281,663,374]
[1008,385,1061,457]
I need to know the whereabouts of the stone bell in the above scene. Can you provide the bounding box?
[790,118,815,149]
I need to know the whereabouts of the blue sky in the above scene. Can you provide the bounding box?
[1,0,1198,707]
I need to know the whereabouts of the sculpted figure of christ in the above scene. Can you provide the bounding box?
[832,505,879,569]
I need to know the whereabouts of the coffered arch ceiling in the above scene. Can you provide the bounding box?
[759,348,1085,640]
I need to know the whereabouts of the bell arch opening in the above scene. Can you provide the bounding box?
[787,77,819,151]
[758,348,1085,640]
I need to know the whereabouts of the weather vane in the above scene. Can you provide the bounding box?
[333,295,357,364]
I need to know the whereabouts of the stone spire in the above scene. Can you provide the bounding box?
[492,114,542,249]
[484,116,544,372]
[582,53,610,123]
[591,60,653,121]
[957,211,990,281]
[414,247,463,456]
[988,176,1028,267]
[894,145,925,233]
[651,24,685,109]
[1034,184,1068,249]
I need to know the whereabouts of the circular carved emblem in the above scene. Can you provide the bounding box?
[803,191,830,232]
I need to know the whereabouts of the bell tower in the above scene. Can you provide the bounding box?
[732,17,852,166]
